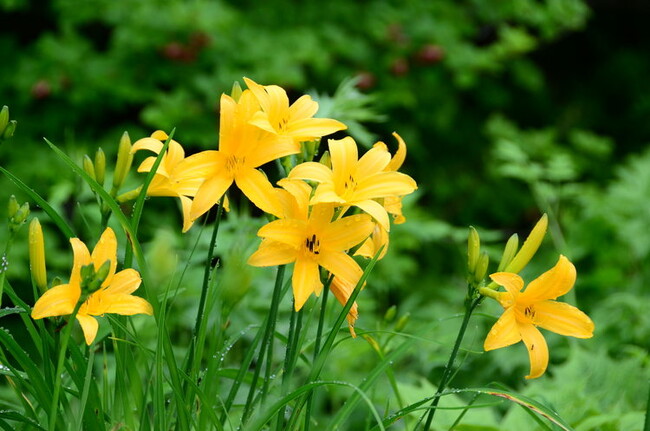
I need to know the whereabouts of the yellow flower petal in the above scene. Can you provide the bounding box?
[384,196,405,224]
[257,219,307,249]
[355,224,389,260]
[102,294,153,316]
[519,323,548,379]
[289,162,333,184]
[288,94,318,120]
[246,136,300,167]
[235,168,283,217]
[175,150,223,181]
[31,284,78,319]
[522,255,576,303]
[353,171,417,202]
[76,313,99,345]
[292,258,321,311]
[69,238,91,288]
[179,195,195,233]
[489,272,524,304]
[318,251,363,287]
[151,130,168,140]
[321,214,374,252]
[286,117,347,140]
[329,137,358,186]
[354,199,391,232]
[131,137,164,155]
[102,269,141,296]
[190,173,233,220]
[91,228,118,287]
[386,132,407,172]
[484,308,522,351]
[330,277,359,338]
[355,145,391,180]
[532,300,594,338]
[248,240,297,267]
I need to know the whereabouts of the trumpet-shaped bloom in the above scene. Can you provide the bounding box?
[31,228,152,345]
[248,181,374,311]
[484,255,594,379]
[190,90,300,220]
[288,136,417,231]
[132,130,226,232]
[244,77,347,146]
[373,132,408,224]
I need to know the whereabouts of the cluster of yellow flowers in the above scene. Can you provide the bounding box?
[28,78,593,381]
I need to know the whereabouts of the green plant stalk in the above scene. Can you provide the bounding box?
[421,297,482,431]
[304,277,332,431]
[241,265,286,425]
[276,304,304,429]
[48,301,82,431]
[188,199,225,384]
[644,379,650,431]
[76,347,95,431]
[0,231,15,308]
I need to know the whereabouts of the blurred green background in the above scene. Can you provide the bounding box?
[1,0,649,429]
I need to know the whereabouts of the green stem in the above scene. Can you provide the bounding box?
[276,304,304,429]
[0,232,15,308]
[241,265,286,425]
[48,301,83,431]
[421,297,481,431]
[76,346,95,431]
[304,278,331,431]
[644,380,650,431]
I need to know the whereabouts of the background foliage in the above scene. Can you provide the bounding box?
[0,0,648,429]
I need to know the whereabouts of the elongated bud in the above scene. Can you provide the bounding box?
[395,312,410,332]
[7,195,19,219]
[384,305,397,322]
[116,186,143,203]
[94,148,106,186]
[302,139,319,162]
[29,218,47,293]
[10,202,30,233]
[474,252,489,283]
[2,120,17,140]
[113,131,133,190]
[0,106,8,133]
[82,155,96,181]
[319,150,331,168]
[362,334,381,353]
[231,81,243,102]
[80,260,111,295]
[497,233,519,272]
[467,226,480,274]
[504,214,548,274]
[51,276,63,288]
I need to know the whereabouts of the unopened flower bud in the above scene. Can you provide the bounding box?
[504,214,547,274]
[94,148,106,186]
[29,218,47,293]
[395,312,410,332]
[113,131,133,191]
[467,226,480,274]
[82,155,96,181]
[231,81,243,102]
[51,276,63,288]
[2,120,16,140]
[474,251,489,283]
[497,233,519,272]
[319,151,331,168]
[362,334,381,353]
[10,202,30,233]
[0,106,8,133]
[7,195,19,219]
[301,139,319,162]
[116,186,143,203]
[384,305,397,322]
[80,260,111,295]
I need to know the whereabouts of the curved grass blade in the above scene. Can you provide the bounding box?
[0,166,75,238]
[0,410,46,431]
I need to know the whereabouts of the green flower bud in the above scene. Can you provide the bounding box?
[94,147,106,186]
[51,276,63,288]
[113,131,133,191]
[82,155,96,181]
[116,186,143,203]
[10,202,30,233]
[395,312,410,332]
[497,233,519,272]
[474,251,489,284]
[467,226,480,274]
[231,81,243,102]
[7,195,19,219]
[319,150,331,168]
[0,106,8,133]
[384,305,397,322]
[2,120,16,140]
[504,214,547,274]
[29,218,48,293]
[80,260,111,295]
[301,139,319,162]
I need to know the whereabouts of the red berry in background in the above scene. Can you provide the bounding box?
[189,31,211,49]
[390,58,409,77]
[162,42,195,62]
[355,71,376,90]
[31,80,51,99]
[416,44,445,64]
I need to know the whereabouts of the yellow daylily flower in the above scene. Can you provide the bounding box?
[288,136,417,231]
[248,180,374,311]
[31,228,153,345]
[190,89,300,220]
[373,132,408,224]
[244,77,347,146]
[484,255,594,379]
[355,223,389,261]
[132,130,227,232]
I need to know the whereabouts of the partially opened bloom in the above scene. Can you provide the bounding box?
[484,255,594,379]
[132,130,226,232]
[355,223,389,261]
[248,180,374,311]
[330,276,360,337]
[31,228,153,345]
[288,136,417,231]
[244,77,346,146]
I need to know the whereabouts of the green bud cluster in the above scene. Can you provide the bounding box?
[0,106,17,141]
[8,195,30,234]
[80,260,111,297]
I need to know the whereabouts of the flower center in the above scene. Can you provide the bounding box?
[523,305,536,320]
[304,233,321,256]
[225,155,246,173]
[277,117,289,132]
